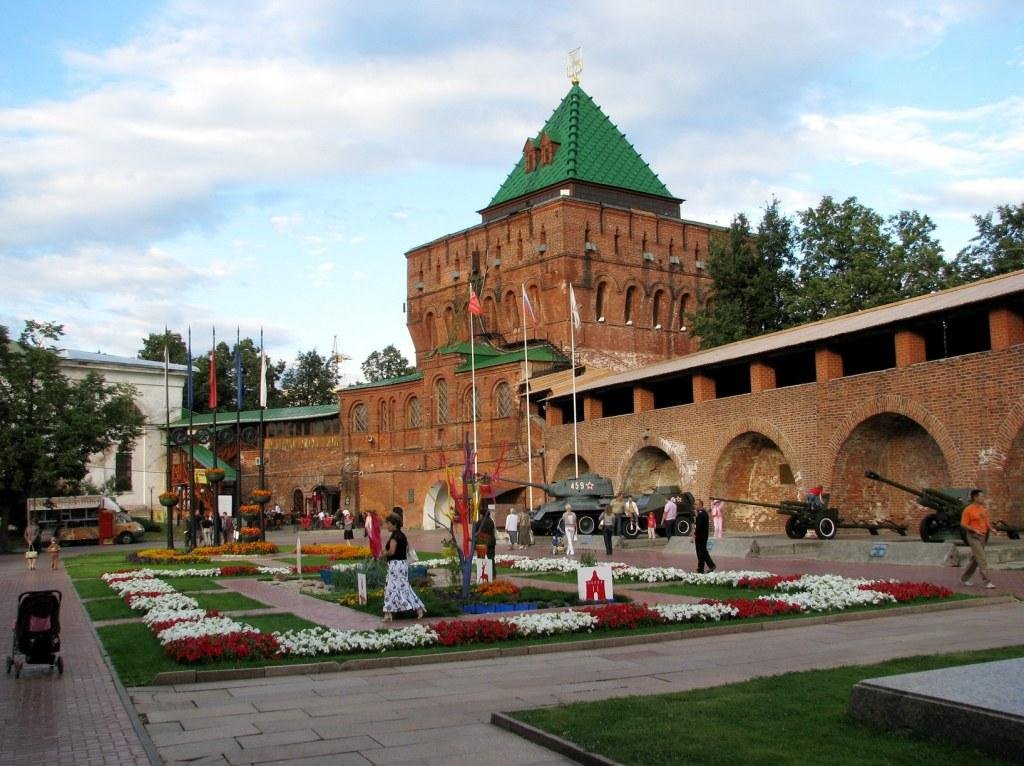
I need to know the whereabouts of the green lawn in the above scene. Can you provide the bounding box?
[511,645,1024,766]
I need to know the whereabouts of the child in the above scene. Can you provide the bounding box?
[646,511,656,540]
[48,537,61,570]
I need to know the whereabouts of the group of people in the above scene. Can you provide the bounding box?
[23,526,60,571]
[503,507,535,550]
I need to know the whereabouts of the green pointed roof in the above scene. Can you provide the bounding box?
[487,84,676,208]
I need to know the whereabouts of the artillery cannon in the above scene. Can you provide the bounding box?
[863,471,969,543]
[501,473,615,535]
[711,496,839,539]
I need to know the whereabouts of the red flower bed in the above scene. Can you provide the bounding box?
[292,565,326,574]
[218,565,260,577]
[163,631,280,664]
[432,618,517,646]
[859,581,953,601]
[703,598,803,618]
[735,574,801,589]
[583,602,663,630]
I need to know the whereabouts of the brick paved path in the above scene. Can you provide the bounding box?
[0,555,154,766]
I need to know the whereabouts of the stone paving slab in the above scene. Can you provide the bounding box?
[849,658,1024,762]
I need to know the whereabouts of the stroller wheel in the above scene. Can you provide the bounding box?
[56,657,64,675]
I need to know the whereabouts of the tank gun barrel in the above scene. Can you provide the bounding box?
[500,477,557,494]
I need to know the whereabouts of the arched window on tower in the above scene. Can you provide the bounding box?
[528,284,542,325]
[443,306,454,339]
[624,286,636,326]
[352,403,368,433]
[652,290,664,330]
[434,379,448,425]
[424,312,436,348]
[596,282,608,322]
[505,290,518,331]
[678,294,690,332]
[378,400,389,432]
[406,396,421,429]
[495,381,513,418]
[463,387,480,422]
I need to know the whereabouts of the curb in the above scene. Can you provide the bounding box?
[491,712,621,766]
[148,594,1015,686]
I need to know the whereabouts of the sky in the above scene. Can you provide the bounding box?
[2,1,1022,383]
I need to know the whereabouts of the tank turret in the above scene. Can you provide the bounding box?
[501,473,615,535]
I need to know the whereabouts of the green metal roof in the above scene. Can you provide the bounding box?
[487,84,676,208]
[437,340,503,357]
[187,445,238,481]
[343,371,424,391]
[168,404,338,428]
[454,345,567,373]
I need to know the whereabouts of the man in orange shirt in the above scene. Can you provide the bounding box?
[960,489,996,589]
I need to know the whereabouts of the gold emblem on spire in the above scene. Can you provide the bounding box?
[567,47,583,84]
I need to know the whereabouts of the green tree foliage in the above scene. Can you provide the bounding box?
[786,196,950,323]
[0,321,145,546]
[361,345,415,383]
[280,349,337,406]
[691,200,795,347]
[951,202,1024,281]
[137,331,187,365]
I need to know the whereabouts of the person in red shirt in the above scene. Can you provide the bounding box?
[960,489,996,589]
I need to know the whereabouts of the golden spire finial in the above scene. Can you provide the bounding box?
[567,47,583,84]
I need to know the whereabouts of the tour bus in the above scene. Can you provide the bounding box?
[26,495,145,544]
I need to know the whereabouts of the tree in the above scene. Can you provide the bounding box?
[951,203,1024,281]
[280,350,336,406]
[137,331,187,365]
[691,200,796,347]
[0,321,145,548]
[361,345,415,383]
[885,210,948,296]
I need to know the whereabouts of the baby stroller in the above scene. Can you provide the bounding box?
[551,529,565,556]
[5,590,63,678]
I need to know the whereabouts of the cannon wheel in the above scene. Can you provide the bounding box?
[1009,530,1021,540]
[622,518,640,539]
[814,516,837,540]
[919,513,942,543]
[578,515,596,535]
[675,517,693,537]
[785,516,808,539]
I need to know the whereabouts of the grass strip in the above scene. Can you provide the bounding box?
[511,645,1024,766]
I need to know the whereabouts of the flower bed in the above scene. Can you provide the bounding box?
[98,564,956,666]
[300,544,372,558]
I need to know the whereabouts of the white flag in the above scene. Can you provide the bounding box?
[569,283,581,329]
[258,351,267,408]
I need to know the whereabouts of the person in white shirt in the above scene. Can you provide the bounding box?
[559,504,577,556]
[504,510,519,549]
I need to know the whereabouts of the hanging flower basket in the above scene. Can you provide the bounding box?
[205,467,226,484]
[250,488,272,504]
[239,504,260,515]
[158,492,180,508]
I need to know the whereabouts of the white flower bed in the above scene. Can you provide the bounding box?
[157,616,256,645]
[501,610,596,636]
[125,592,200,613]
[654,603,738,622]
[273,625,438,656]
[141,607,208,627]
[764,574,895,611]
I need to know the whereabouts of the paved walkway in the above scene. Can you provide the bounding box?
[2,530,1023,765]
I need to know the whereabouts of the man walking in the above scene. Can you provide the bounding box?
[662,495,678,540]
[960,489,996,589]
[694,500,716,574]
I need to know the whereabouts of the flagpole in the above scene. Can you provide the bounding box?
[569,284,579,478]
[164,328,174,550]
[187,327,196,550]
[258,328,266,541]
[234,328,242,537]
[469,283,479,475]
[211,326,220,545]
[521,285,534,512]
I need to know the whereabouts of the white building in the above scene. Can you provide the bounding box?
[59,350,189,513]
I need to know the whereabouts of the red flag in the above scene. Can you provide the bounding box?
[208,350,218,409]
[468,285,483,317]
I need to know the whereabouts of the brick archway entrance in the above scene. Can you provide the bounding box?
[709,432,794,534]
[421,481,449,531]
[552,454,590,480]
[622,446,679,494]
[833,413,950,528]
[999,428,1024,526]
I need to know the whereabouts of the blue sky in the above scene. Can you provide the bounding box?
[2,1,1022,382]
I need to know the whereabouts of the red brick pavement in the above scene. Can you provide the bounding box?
[0,555,154,766]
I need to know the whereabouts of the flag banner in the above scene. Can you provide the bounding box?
[522,285,537,327]
[569,283,581,329]
[209,350,218,409]
[259,350,267,408]
[468,285,483,317]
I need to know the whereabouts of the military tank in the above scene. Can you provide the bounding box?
[624,487,695,538]
[501,473,615,535]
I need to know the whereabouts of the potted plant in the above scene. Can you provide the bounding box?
[158,491,180,508]
[205,467,226,484]
[250,488,272,505]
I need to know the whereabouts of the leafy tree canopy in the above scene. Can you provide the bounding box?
[280,349,337,406]
[0,321,145,545]
[951,202,1024,282]
[361,345,415,383]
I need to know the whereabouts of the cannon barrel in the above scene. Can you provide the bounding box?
[863,471,963,509]
[711,496,786,511]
